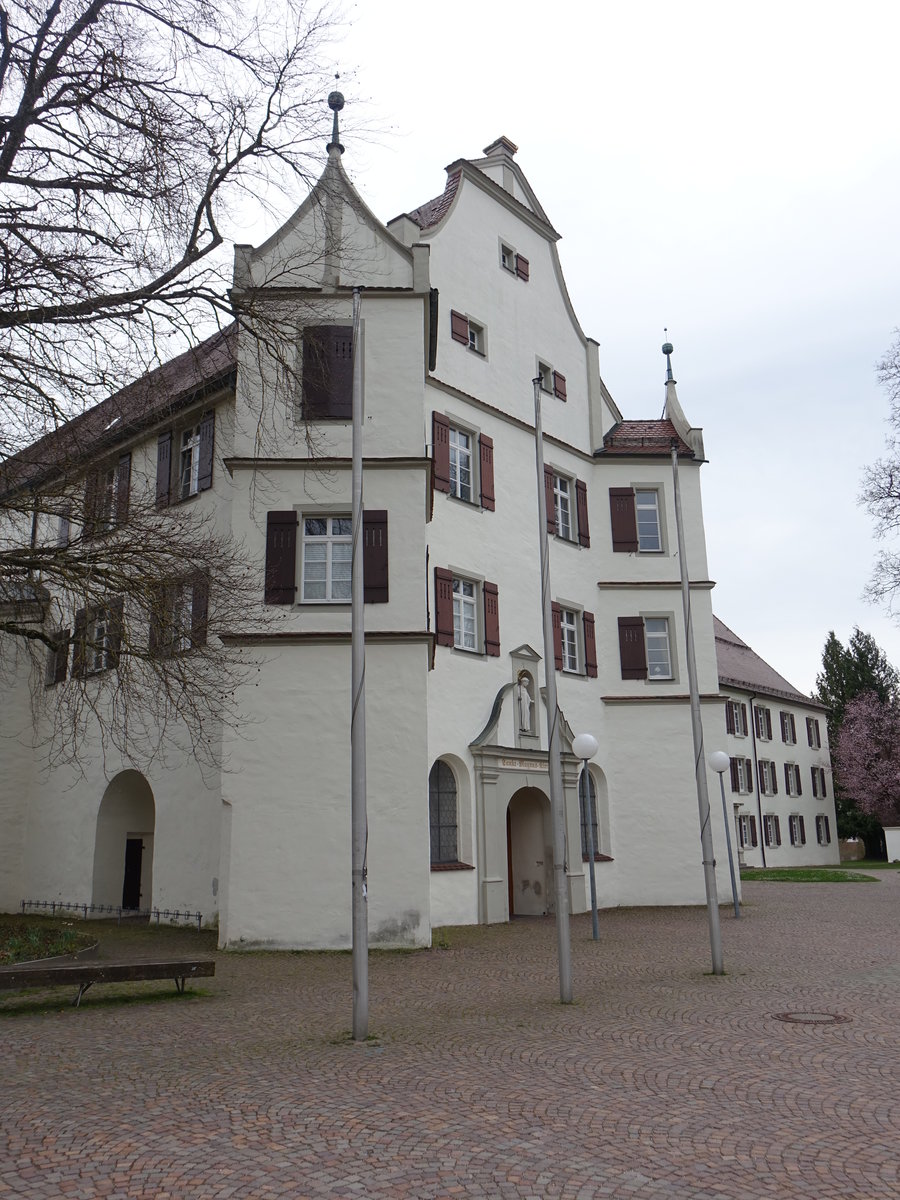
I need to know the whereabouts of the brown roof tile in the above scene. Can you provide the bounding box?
[714,616,824,708]
[599,419,694,457]
[401,170,462,230]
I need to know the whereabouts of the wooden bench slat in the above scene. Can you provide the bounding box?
[0,958,215,992]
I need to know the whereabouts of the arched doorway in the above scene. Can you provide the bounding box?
[506,787,553,917]
[92,771,155,911]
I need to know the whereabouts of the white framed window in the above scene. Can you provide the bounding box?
[738,814,758,849]
[468,320,485,355]
[429,760,459,865]
[730,756,752,794]
[635,489,662,552]
[645,617,672,679]
[180,424,201,499]
[780,711,797,744]
[807,717,821,749]
[763,813,782,849]
[301,515,352,602]
[500,243,515,272]
[553,474,572,541]
[816,814,831,845]
[57,507,71,548]
[538,361,553,392]
[453,577,478,651]
[758,759,777,797]
[755,705,773,741]
[560,607,579,673]
[789,814,806,847]
[449,426,474,503]
[785,762,802,797]
[727,700,748,737]
[811,766,827,799]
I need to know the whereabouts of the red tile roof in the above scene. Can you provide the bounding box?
[599,419,694,457]
[1,325,237,497]
[401,170,462,230]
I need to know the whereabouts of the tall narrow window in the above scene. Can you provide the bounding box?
[449,427,473,502]
[301,516,352,602]
[579,771,599,858]
[560,608,579,672]
[453,578,477,651]
[554,475,572,541]
[429,760,458,865]
[645,618,672,679]
[635,490,662,552]
[180,425,201,499]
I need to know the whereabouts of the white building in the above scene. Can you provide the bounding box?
[2,117,762,947]
[714,618,839,867]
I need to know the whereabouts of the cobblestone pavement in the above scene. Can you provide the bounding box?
[2,875,900,1199]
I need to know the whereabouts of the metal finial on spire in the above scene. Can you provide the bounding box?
[662,329,675,384]
[327,75,344,155]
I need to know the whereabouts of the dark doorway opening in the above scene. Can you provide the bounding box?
[122,838,143,909]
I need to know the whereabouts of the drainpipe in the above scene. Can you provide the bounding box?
[747,691,767,868]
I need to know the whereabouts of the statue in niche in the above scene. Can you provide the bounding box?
[516,671,534,734]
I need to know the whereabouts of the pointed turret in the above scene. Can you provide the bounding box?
[326,86,344,157]
[661,338,706,460]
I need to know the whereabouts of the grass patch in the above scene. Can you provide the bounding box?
[740,868,878,883]
[850,859,900,870]
[0,922,95,965]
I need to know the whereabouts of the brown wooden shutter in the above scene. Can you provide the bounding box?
[479,435,495,511]
[795,766,802,796]
[583,611,598,678]
[83,471,99,540]
[772,764,778,795]
[450,310,469,345]
[116,454,131,524]
[726,703,735,735]
[744,758,753,790]
[799,815,806,843]
[264,511,298,604]
[618,616,647,680]
[106,596,124,669]
[483,581,500,656]
[302,326,353,419]
[434,567,454,646]
[156,431,172,509]
[197,410,215,491]
[575,479,590,547]
[428,288,439,372]
[544,466,557,534]
[741,703,748,735]
[363,510,389,604]
[750,816,758,847]
[71,608,87,678]
[553,371,567,400]
[609,488,638,552]
[191,574,209,647]
[765,709,772,740]
[551,601,563,670]
[820,770,827,799]
[432,411,451,494]
[515,254,529,281]
[774,815,781,846]
[729,757,739,793]
[783,763,790,794]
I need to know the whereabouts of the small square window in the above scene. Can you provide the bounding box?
[500,244,515,273]
[538,362,553,393]
[468,320,485,355]
[301,515,352,602]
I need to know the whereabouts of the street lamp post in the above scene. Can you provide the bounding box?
[573,733,600,941]
[709,751,740,919]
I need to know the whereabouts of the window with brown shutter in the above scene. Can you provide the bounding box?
[515,254,529,281]
[553,371,567,401]
[302,325,353,419]
[544,466,557,535]
[450,310,469,345]
[575,479,590,547]
[156,431,172,509]
[264,511,299,605]
[583,611,598,678]
[609,488,638,552]
[551,602,563,670]
[726,703,735,735]
[479,435,495,511]
[434,567,455,647]
[483,581,500,656]
[618,616,647,680]
[432,411,451,495]
[45,628,70,687]
[197,410,215,491]
[363,510,389,604]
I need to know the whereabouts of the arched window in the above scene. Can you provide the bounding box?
[429,760,458,865]
[579,770,599,859]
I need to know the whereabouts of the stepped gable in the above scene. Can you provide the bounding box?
[714,615,823,707]
[1,324,237,497]
[599,418,694,457]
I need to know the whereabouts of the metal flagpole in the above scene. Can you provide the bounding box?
[350,286,369,1037]
[670,443,723,975]
[532,378,573,1003]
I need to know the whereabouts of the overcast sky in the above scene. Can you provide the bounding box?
[312,0,900,694]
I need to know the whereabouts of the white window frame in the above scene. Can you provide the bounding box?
[553,473,573,541]
[452,576,478,652]
[467,318,485,355]
[449,425,474,503]
[811,765,827,798]
[645,616,673,680]
[755,705,772,741]
[500,242,516,273]
[728,700,747,737]
[88,610,113,674]
[300,514,352,603]
[758,759,775,796]
[560,607,580,673]
[763,813,781,849]
[785,762,801,797]
[537,360,553,393]
[635,488,663,553]
[171,581,194,654]
[738,814,756,849]
[789,814,806,847]
[179,424,202,500]
[780,711,797,745]
[807,717,821,749]
[733,757,752,794]
[816,814,831,845]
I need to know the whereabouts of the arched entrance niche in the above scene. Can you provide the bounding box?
[92,771,155,910]
[506,787,553,917]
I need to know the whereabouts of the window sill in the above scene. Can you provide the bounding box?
[430,861,475,872]
[581,853,613,863]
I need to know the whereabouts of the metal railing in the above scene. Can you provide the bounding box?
[20,899,204,931]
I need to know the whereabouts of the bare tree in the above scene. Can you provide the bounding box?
[0,0,342,768]
[863,329,900,610]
